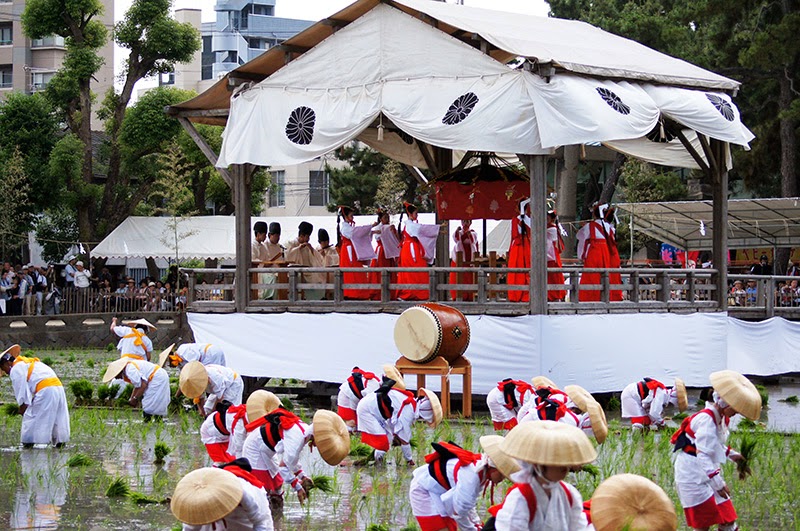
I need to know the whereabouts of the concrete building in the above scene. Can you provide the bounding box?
[0,0,114,129]
[263,155,349,217]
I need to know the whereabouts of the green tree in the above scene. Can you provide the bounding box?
[327,146,388,213]
[22,0,200,243]
[0,148,33,260]
[374,159,407,214]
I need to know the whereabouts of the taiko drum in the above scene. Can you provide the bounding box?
[394,303,470,364]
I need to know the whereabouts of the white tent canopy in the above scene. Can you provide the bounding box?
[91,215,501,260]
[617,198,800,250]
[215,1,753,169]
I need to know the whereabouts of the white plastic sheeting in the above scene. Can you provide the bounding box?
[216,4,752,169]
[187,312,795,394]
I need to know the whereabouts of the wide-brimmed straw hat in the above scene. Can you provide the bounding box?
[585,402,608,444]
[312,410,350,465]
[532,376,557,389]
[500,420,597,466]
[122,318,157,330]
[245,390,280,421]
[102,358,131,383]
[590,473,677,531]
[479,435,520,480]
[171,467,243,525]
[710,370,762,420]
[382,364,406,390]
[674,377,688,412]
[179,361,209,399]
[417,387,443,427]
[564,384,595,412]
[0,344,21,361]
[157,343,176,369]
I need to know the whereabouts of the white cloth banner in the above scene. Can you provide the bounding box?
[187,312,800,394]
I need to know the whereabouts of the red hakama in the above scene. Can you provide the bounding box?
[339,234,371,300]
[606,224,623,301]
[577,220,611,302]
[507,216,530,302]
[449,227,478,301]
[369,235,395,300]
[546,223,566,301]
[397,226,429,301]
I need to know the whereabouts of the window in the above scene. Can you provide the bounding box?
[309,170,329,207]
[269,170,285,207]
[201,36,213,80]
[252,4,274,15]
[31,71,55,91]
[0,66,11,88]
[0,24,11,46]
[158,72,175,86]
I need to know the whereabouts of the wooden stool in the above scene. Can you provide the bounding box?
[395,355,472,418]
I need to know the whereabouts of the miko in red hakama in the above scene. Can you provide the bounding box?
[605,220,623,301]
[449,222,478,301]
[339,220,372,300]
[507,215,531,302]
[369,219,398,300]
[577,219,611,301]
[546,219,566,301]
[397,221,429,301]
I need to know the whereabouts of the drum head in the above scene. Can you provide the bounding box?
[394,306,441,362]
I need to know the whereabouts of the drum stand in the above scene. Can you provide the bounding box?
[395,355,472,418]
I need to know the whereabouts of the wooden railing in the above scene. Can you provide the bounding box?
[181,266,792,316]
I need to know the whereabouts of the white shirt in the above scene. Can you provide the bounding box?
[182,476,273,531]
[9,359,59,406]
[74,269,91,288]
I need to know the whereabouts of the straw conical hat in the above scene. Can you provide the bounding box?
[103,358,131,383]
[710,370,762,420]
[564,384,596,412]
[586,402,608,444]
[532,376,557,389]
[171,467,243,525]
[157,343,176,369]
[180,361,209,399]
[245,390,280,422]
[500,420,597,466]
[417,387,443,428]
[382,364,406,390]
[479,435,520,480]
[591,473,677,531]
[1,344,21,359]
[312,410,350,465]
[674,377,688,413]
[122,318,157,330]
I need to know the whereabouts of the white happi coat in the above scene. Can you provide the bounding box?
[200,409,235,445]
[123,360,170,416]
[9,359,70,445]
[487,385,532,425]
[409,458,485,529]
[620,381,670,424]
[181,476,274,531]
[203,365,244,415]
[241,420,312,487]
[494,476,587,531]
[176,343,227,367]
[113,325,153,360]
[674,407,737,509]
[227,407,251,458]
[356,388,417,446]
[337,373,381,413]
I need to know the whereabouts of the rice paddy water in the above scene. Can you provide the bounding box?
[1,349,799,529]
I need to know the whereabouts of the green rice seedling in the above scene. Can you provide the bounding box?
[780,395,799,404]
[755,384,769,407]
[2,403,20,416]
[399,526,419,531]
[309,475,335,494]
[106,342,116,352]
[736,434,757,480]
[106,477,131,497]
[581,463,600,477]
[154,441,172,464]
[280,396,294,411]
[672,412,688,421]
[737,418,763,430]
[69,379,94,402]
[86,358,94,369]
[42,356,56,367]
[366,522,390,530]
[606,395,620,411]
[97,383,120,401]
[66,453,93,467]
[129,491,161,504]
[350,440,374,457]
[68,353,76,362]
[115,385,134,407]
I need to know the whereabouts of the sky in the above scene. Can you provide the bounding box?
[116,0,551,92]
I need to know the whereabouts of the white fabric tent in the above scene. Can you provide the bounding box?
[215,1,753,169]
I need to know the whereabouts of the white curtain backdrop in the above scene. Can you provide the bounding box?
[186,312,793,394]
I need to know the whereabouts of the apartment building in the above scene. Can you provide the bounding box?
[0,0,114,129]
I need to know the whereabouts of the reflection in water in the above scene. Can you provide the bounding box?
[13,449,68,530]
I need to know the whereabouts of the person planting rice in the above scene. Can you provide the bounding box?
[486,378,535,431]
[621,376,688,429]
[171,460,274,531]
[356,365,442,466]
[241,408,349,512]
[517,377,567,423]
[200,400,240,463]
[488,421,596,530]
[409,435,518,531]
[0,344,70,448]
[109,317,156,361]
[586,473,677,531]
[164,343,227,368]
[103,357,170,420]
[336,366,381,431]
[227,390,281,459]
[179,361,243,417]
[672,370,762,531]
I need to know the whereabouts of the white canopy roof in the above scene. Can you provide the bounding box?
[617,198,800,250]
[214,1,753,170]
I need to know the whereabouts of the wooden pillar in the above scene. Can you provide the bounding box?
[522,154,548,315]
[711,140,728,310]
[232,164,253,313]
[432,146,453,269]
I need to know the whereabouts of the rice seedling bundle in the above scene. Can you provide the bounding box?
[280,396,294,411]
[154,441,172,464]
[97,383,120,401]
[129,491,161,504]
[780,395,799,404]
[66,453,93,467]
[350,440,374,457]
[106,477,131,497]
[309,475,335,494]
[2,403,20,416]
[69,379,94,402]
[737,434,757,480]
[755,384,769,407]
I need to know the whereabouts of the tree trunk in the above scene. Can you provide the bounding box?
[599,153,627,205]
[775,71,798,275]
[145,257,161,281]
[78,77,95,243]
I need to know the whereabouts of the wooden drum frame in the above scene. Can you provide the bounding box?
[394,302,471,364]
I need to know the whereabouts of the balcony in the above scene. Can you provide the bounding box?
[31,36,66,49]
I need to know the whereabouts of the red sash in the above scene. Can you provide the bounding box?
[424,441,481,491]
[636,378,666,400]
[223,466,266,490]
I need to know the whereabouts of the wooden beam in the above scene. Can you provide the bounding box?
[177,116,233,187]
[321,17,349,31]
[710,139,728,310]
[415,140,440,177]
[674,129,710,174]
[432,146,453,269]
[165,107,230,118]
[227,71,267,82]
[232,164,255,313]
[697,133,718,175]
[523,154,548,315]
[275,44,311,54]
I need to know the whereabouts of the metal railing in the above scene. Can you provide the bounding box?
[1,287,186,317]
